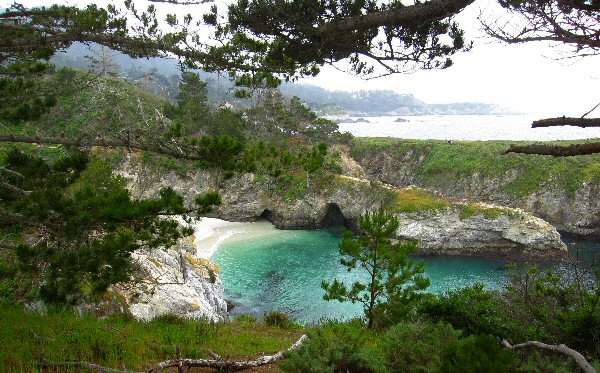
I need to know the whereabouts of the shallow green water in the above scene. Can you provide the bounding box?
[212,228,519,323]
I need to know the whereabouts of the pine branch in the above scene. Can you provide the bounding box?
[0,181,29,195]
[504,142,600,156]
[0,134,201,161]
[532,117,600,128]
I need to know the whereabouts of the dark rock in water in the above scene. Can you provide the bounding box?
[266,270,284,282]
[226,300,236,312]
[354,118,369,123]
[394,117,409,123]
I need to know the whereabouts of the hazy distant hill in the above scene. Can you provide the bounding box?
[279,84,509,116]
[51,43,512,116]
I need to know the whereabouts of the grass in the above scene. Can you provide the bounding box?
[391,187,508,219]
[393,188,449,213]
[0,306,304,372]
[351,138,600,198]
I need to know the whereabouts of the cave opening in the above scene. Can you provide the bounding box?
[321,203,347,229]
[259,209,274,223]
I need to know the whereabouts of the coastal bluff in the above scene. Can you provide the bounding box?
[118,154,567,261]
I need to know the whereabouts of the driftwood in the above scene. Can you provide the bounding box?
[501,340,597,373]
[532,117,600,128]
[148,334,308,372]
[504,142,600,156]
[39,334,307,373]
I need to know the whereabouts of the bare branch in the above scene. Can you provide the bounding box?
[501,339,597,373]
[582,102,600,119]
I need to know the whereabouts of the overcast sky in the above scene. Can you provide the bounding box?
[11,0,600,116]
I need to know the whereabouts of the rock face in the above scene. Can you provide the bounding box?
[350,146,600,237]
[396,207,567,260]
[114,237,228,322]
[116,154,567,260]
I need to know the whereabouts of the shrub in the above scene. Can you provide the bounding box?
[153,313,188,325]
[439,334,518,373]
[264,310,293,329]
[280,319,386,373]
[417,284,511,338]
[381,321,461,372]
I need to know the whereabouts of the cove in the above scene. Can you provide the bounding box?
[208,221,513,323]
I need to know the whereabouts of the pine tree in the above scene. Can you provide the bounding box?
[322,207,430,329]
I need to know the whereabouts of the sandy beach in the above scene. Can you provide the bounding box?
[185,218,281,258]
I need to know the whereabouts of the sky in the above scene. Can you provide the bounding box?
[8,0,600,116]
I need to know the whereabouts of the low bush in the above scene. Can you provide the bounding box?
[439,334,518,373]
[381,321,461,372]
[417,284,512,339]
[264,310,294,329]
[281,319,386,373]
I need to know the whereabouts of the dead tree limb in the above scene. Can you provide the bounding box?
[38,334,307,373]
[501,340,597,373]
[504,142,600,156]
[581,102,600,119]
[532,117,600,128]
[149,334,308,372]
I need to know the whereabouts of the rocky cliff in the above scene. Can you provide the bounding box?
[396,206,566,260]
[348,141,600,237]
[113,235,228,321]
[117,153,567,261]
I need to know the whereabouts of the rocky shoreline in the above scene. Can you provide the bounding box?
[111,152,578,320]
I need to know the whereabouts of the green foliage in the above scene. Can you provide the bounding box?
[0,306,304,372]
[195,190,222,214]
[515,350,577,373]
[420,263,600,361]
[394,188,449,213]
[381,321,461,372]
[263,310,295,329]
[281,319,386,373]
[322,208,429,329]
[0,150,223,304]
[225,0,469,78]
[439,334,518,373]
[501,263,600,357]
[351,139,600,198]
[418,284,511,338]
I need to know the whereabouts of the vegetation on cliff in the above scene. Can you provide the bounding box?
[351,138,600,198]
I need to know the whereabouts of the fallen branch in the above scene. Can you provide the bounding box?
[504,142,600,156]
[501,340,597,373]
[149,334,308,372]
[39,334,308,373]
[532,117,600,128]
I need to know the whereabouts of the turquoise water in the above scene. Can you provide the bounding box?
[211,228,519,323]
